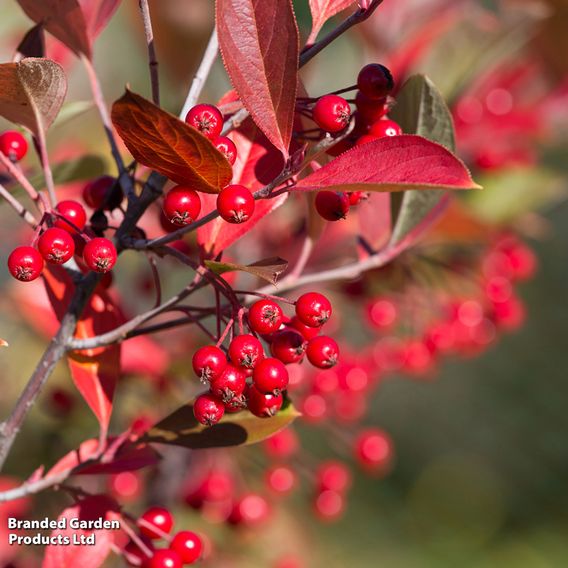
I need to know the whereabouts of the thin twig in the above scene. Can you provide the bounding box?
[0,152,48,212]
[34,131,56,206]
[0,183,38,228]
[138,0,160,106]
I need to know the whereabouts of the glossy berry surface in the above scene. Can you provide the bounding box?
[369,118,402,138]
[192,345,227,383]
[289,316,320,340]
[185,104,223,139]
[248,299,283,334]
[169,530,203,564]
[7,246,43,282]
[83,237,117,273]
[313,95,351,133]
[228,334,264,369]
[306,336,339,368]
[53,200,87,233]
[270,329,307,364]
[193,393,225,426]
[210,364,246,402]
[163,185,201,226]
[355,90,388,124]
[247,385,283,418]
[82,175,122,210]
[357,63,394,100]
[315,191,350,221]
[253,357,289,394]
[217,184,255,224]
[0,130,28,161]
[295,292,332,328]
[149,549,182,568]
[139,506,174,539]
[38,228,75,264]
[214,136,238,165]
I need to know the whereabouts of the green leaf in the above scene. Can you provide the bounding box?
[142,399,300,449]
[53,100,94,128]
[389,75,456,245]
[205,257,288,285]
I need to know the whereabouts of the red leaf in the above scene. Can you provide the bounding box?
[294,135,480,193]
[78,0,122,41]
[216,0,299,158]
[357,193,391,252]
[308,0,355,43]
[111,90,233,193]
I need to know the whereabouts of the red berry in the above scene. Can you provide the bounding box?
[193,393,225,426]
[265,464,297,495]
[0,130,28,161]
[315,191,350,221]
[139,506,174,540]
[366,297,397,329]
[83,237,117,273]
[289,316,320,340]
[314,490,345,522]
[7,246,43,282]
[185,104,223,139]
[270,329,306,364]
[295,292,332,328]
[253,357,289,394]
[316,461,352,493]
[313,95,351,133]
[355,428,393,471]
[163,185,201,226]
[210,364,246,403]
[54,200,87,233]
[347,191,368,206]
[300,393,327,423]
[355,134,379,146]
[217,184,255,224]
[355,91,388,124]
[82,175,122,210]
[192,345,227,383]
[149,549,182,568]
[229,492,271,526]
[248,299,283,334]
[306,336,339,368]
[124,539,154,567]
[38,228,75,264]
[169,531,203,565]
[369,118,402,138]
[357,63,394,100]
[264,428,299,458]
[214,136,238,165]
[225,393,247,413]
[228,334,264,369]
[247,385,283,418]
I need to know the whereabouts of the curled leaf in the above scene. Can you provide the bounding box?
[205,257,288,285]
[308,0,355,43]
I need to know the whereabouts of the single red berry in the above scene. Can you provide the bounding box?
[357,63,394,100]
[163,185,201,226]
[214,136,238,165]
[355,428,393,471]
[185,103,223,139]
[37,228,75,264]
[265,464,297,495]
[270,329,306,364]
[248,299,283,335]
[124,538,154,567]
[347,191,368,205]
[53,200,87,233]
[313,95,351,133]
[289,316,320,340]
[366,298,398,329]
[149,549,182,568]
[316,461,352,493]
[0,130,28,161]
[7,246,43,282]
[315,191,350,221]
[228,334,264,369]
[306,336,339,368]
[369,118,402,138]
[83,237,117,273]
[264,428,299,458]
[169,531,203,565]
[355,91,388,124]
[193,392,225,426]
[192,345,227,383]
[355,134,379,146]
[210,364,246,403]
[253,357,289,394]
[295,292,332,328]
[139,506,174,540]
[217,184,255,224]
[300,393,327,423]
[82,175,122,210]
[247,385,283,418]
[313,490,345,522]
[229,492,271,526]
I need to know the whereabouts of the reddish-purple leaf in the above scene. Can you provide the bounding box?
[216,0,299,158]
[78,0,122,41]
[294,135,480,193]
[112,90,233,193]
[357,193,391,252]
[308,0,355,43]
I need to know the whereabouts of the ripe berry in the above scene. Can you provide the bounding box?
[355,428,393,471]
[124,539,154,567]
[192,345,227,383]
[193,393,225,426]
[357,63,394,100]
[83,237,117,273]
[313,95,351,133]
[314,490,345,522]
[229,492,271,526]
[348,191,368,206]
[163,185,201,226]
[169,531,203,565]
[38,228,75,264]
[253,357,289,394]
[0,130,28,161]
[265,464,297,495]
[316,461,352,493]
[225,393,247,413]
[300,393,327,422]
[295,292,332,328]
[82,175,122,210]
[139,506,174,539]
[355,90,388,124]
[214,136,238,165]
[355,134,379,146]
[270,329,306,364]
[217,184,255,224]
[366,298,397,328]
[185,104,223,139]
[7,246,43,282]
[210,364,246,403]
[264,428,299,458]
[289,316,320,340]
[369,118,402,138]
[228,334,264,369]
[149,549,182,568]
[53,200,87,233]
[247,385,283,418]
[315,191,350,221]
[248,299,283,334]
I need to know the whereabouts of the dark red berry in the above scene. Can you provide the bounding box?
[313,95,351,133]
[0,130,28,161]
[193,392,225,426]
[149,549,182,568]
[306,336,339,368]
[37,228,75,265]
[315,191,350,221]
[253,357,289,394]
[185,104,223,139]
[169,531,203,565]
[82,175,122,210]
[217,184,255,224]
[124,538,154,566]
[83,237,117,273]
[53,200,87,233]
[270,329,306,364]
[355,134,379,146]
[228,334,264,369]
[7,246,43,282]
[369,118,402,138]
[248,299,283,335]
[192,345,227,383]
[289,316,320,340]
[355,90,389,124]
[163,185,201,226]
[139,506,174,540]
[214,136,238,165]
[295,292,332,328]
[247,385,283,418]
[210,364,246,403]
[357,63,394,100]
